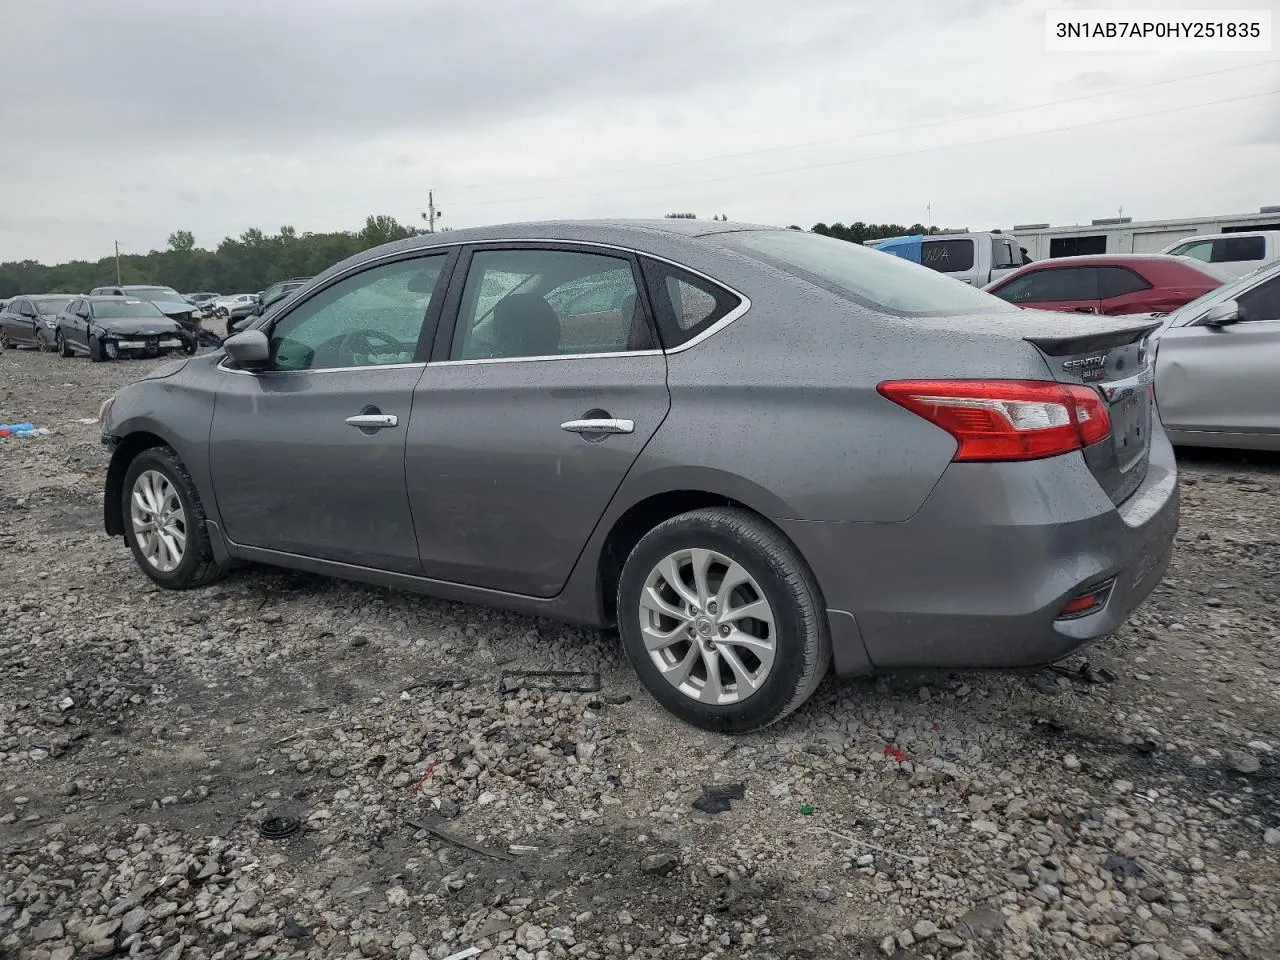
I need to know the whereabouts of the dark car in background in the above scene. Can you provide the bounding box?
[227,277,311,333]
[56,296,193,361]
[0,294,77,350]
[90,284,223,346]
[984,255,1224,316]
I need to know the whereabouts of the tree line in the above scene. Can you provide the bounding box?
[0,215,424,299]
[1,215,962,298]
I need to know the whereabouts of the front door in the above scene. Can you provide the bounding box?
[209,253,452,573]
[406,244,670,597]
[1156,272,1280,438]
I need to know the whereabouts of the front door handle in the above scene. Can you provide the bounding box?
[561,418,634,436]
[345,414,398,429]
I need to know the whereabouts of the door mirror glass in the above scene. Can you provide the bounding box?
[223,329,271,368]
[1200,300,1239,327]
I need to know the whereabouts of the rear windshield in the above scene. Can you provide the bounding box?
[921,238,975,273]
[93,300,165,319]
[32,297,73,315]
[715,230,1013,315]
[124,286,183,300]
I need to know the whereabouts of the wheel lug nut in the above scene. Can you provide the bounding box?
[707,602,717,614]
[719,625,730,637]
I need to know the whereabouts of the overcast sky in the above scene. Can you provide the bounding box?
[2,0,1278,264]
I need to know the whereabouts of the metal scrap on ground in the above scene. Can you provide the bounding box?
[499,669,601,694]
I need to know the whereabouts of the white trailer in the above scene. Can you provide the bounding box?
[1008,206,1280,261]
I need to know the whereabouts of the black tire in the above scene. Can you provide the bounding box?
[616,507,831,734]
[56,330,73,358]
[0,329,10,349]
[121,446,227,590]
[88,335,104,362]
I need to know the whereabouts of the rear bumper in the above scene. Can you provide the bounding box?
[779,430,1180,676]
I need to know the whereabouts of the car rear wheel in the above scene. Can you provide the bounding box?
[617,507,830,734]
[122,446,226,590]
[55,330,73,358]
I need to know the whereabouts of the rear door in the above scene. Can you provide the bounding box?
[405,243,670,597]
[990,266,1102,314]
[1154,271,1280,439]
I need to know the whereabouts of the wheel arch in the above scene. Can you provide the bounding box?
[104,431,171,537]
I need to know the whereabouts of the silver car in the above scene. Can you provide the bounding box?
[1152,261,1280,451]
[98,220,1179,732]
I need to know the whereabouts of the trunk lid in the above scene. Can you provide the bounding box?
[1022,318,1159,506]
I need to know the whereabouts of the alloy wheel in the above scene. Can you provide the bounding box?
[130,470,187,573]
[638,548,777,705]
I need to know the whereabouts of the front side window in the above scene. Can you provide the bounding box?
[993,267,1099,303]
[268,256,444,371]
[1170,240,1213,262]
[991,240,1017,269]
[1237,274,1280,323]
[717,230,1012,316]
[451,248,647,360]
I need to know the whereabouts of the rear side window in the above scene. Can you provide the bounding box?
[1237,274,1280,323]
[921,239,975,273]
[1098,267,1151,298]
[640,258,741,347]
[1216,235,1265,263]
[993,266,1099,303]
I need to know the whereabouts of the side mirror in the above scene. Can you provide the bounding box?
[1200,300,1239,327]
[223,329,270,369]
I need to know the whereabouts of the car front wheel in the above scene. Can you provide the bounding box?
[617,507,831,734]
[122,446,226,589]
[88,335,105,362]
[55,330,73,358]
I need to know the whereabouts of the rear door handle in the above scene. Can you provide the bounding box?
[345,414,398,429]
[560,418,634,435]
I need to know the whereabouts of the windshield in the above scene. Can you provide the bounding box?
[124,286,183,301]
[714,230,1015,315]
[93,300,165,319]
[32,297,73,315]
[1167,262,1280,324]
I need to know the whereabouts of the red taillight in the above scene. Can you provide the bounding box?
[877,379,1111,462]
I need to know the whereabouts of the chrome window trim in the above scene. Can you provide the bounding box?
[217,357,427,377]
[249,237,749,367]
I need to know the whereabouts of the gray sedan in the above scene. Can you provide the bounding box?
[1151,262,1280,451]
[98,220,1178,732]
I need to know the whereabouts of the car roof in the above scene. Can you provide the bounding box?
[87,295,160,304]
[1020,254,1198,266]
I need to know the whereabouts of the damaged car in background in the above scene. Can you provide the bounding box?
[96,219,1178,733]
[55,296,195,361]
[1149,260,1280,451]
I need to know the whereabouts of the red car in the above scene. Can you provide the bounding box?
[984,254,1224,316]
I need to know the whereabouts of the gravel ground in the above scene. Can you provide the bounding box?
[2,347,1279,960]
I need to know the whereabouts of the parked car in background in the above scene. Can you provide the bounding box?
[90,284,198,326]
[1149,261,1280,451]
[1158,231,1280,280]
[227,277,312,333]
[98,219,1177,733]
[212,293,258,318]
[185,292,220,305]
[867,232,1029,286]
[0,294,76,350]
[55,297,193,361]
[984,255,1223,316]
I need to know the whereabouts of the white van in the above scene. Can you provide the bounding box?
[867,232,1029,286]
[1158,231,1280,280]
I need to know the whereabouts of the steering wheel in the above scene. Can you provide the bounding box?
[335,328,408,365]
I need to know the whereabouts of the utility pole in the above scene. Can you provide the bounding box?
[114,241,122,284]
[927,203,931,226]
[421,190,443,234]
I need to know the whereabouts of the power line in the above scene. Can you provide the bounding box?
[450,59,1278,193]
[460,86,1280,207]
